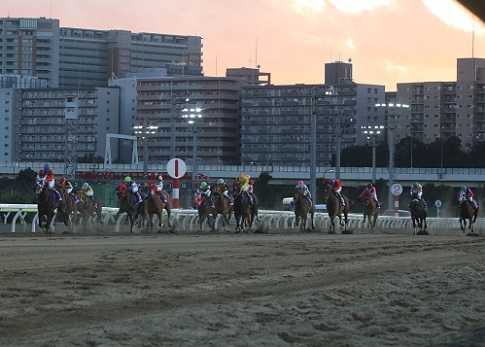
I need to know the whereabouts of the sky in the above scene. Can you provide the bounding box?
[0,0,484,90]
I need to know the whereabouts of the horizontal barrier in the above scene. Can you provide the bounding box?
[0,204,480,234]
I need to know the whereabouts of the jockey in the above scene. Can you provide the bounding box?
[459,186,479,210]
[129,178,143,205]
[296,180,312,204]
[410,183,423,200]
[333,179,346,207]
[36,169,46,190]
[45,173,62,202]
[116,177,129,199]
[199,181,214,208]
[153,175,168,203]
[359,183,380,208]
[81,182,95,202]
[216,178,232,201]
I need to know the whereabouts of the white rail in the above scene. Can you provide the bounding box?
[0,204,479,234]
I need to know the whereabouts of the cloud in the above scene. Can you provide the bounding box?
[422,0,485,34]
[345,37,355,50]
[291,0,326,15]
[385,60,408,74]
[327,0,392,14]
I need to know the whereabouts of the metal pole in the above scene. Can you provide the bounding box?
[310,94,317,204]
[410,134,414,168]
[335,127,341,179]
[192,125,197,195]
[143,138,148,176]
[372,137,377,184]
[388,127,395,210]
[440,138,444,170]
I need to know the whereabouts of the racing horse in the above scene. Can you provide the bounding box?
[294,190,315,231]
[37,185,63,233]
[75,190,103,226]
[116,191,143,233]
[233,180,256,233]
[212,186,233,226]
[409,198,428,235]
[322,180,350,234]
[142,191,172,233]
[58,185,78,231]
[362,197,379,230]
[194,191,217,232]
[459,200,479,234]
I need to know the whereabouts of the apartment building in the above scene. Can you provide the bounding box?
[13,87,120,162]
[136,76,241,165]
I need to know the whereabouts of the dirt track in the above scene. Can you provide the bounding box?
[1,232,485,347]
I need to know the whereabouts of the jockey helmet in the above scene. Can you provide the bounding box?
[367,183,373,189]
[158,175,163,181]
[297,180,305,186]
[43,164,49,172]
[38,170,45,177]
[46,174,54,182]
[82,182,90,190]
[47,169,53,176]
[217,178,225,185]
[200,181,209,190]
[124,176,132,184]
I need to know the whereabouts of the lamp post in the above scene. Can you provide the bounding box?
[310,90,317,205]
[375,102,410,209]
[133,125,159,176]
[361,125,385,184]
[181,99,203,196]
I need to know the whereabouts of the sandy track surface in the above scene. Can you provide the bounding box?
[1,232,485,347]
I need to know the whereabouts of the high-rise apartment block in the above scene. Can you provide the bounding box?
[226,67,271,86]
[395,58,485,149]
[13,87,120,162]
[240,82,385,166]
[135,76,241,165]
[0,17,203,88]
[324,60,353,86]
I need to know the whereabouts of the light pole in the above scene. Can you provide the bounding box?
[134,125,159,176]
[375,102,410,210]
[361,125,385,184]
[181,100,203,196]
[310,90,317,205]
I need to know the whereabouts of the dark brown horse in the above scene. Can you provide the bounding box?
[116,191,142,233]
[233,181,255,233]
[410,198,428,235]
[362,197,379,230]
[193,191,217,232]
[322,181,350,234]
[37,186,62,233]
[459,200,479,234]
[294,190,315,231]
[142,192,172,233]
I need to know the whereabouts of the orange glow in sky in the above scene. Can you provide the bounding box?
[0,0,483,89]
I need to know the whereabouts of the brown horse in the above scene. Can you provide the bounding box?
[459,200,479,234]
[294,190,315,231]
[58,186,77,231]
[142,192,172,233]
[362,197,379,230]
[75,191,102,226]
[409,198,428,235]
[212,186,233,226]
[322,181,350,234]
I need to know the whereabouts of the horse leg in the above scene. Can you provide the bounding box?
[158,212,163,233]
[311,211,315,231]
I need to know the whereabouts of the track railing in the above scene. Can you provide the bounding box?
[0,204,479,234]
